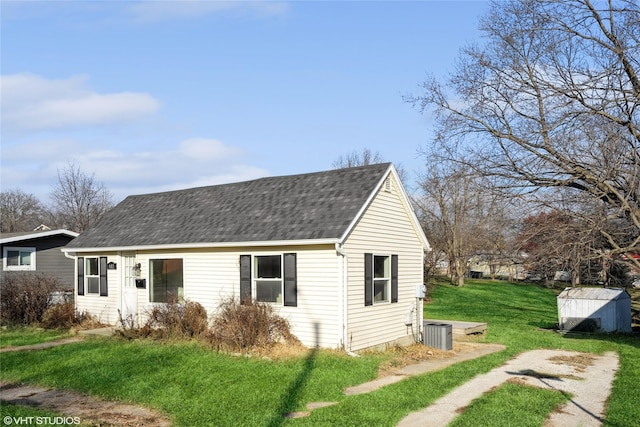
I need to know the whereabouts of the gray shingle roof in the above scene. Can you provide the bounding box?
[66,163,392,249]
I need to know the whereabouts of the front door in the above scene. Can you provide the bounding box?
[121,254,138,322]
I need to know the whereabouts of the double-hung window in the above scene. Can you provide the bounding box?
[373,255,390,303]
[86,257,100,294]
[364,253,398,306]
[76,256,108,297]
[255,255,282,303]
[239,253,297,306]
[3,247,36,271]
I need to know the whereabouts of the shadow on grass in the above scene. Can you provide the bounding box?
[265,323,319,427]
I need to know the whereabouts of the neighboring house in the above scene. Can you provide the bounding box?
[468,255,526,281]
[62,163,430,351]
[1,228,79,287]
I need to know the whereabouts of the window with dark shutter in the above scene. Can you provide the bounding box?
[364,253,373,306]
[239,255,251,304]
[99,257,108,297]
[365,253,398,305]
[283,253,297,307]
[391,254,398,303]
[77,257,84,296]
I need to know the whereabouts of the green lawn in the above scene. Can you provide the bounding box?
[0,326,71,348]
[1,279,638,426]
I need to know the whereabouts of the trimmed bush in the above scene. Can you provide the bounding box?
[207,297,299,352]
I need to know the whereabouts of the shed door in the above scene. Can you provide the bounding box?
[121,254,138,321]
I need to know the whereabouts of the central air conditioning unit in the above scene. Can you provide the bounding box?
[423,322,452,350]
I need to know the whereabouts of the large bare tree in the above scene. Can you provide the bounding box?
[408,0,640,270]
[49,162,114,232]
[415,158,511,286]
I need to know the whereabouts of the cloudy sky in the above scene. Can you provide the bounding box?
[1,1,488,203]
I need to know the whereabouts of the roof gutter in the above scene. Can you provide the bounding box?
[62,238,340,254]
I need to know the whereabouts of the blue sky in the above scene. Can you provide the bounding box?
[1,0,489,203]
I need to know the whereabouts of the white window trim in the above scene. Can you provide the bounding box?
[85,256,100,294]
[3,246,36,271]
[372,253,391,305]
[253,253,284,304]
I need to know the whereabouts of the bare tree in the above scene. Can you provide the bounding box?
[407,0,640,270]
[333,148,411,187]
[0,190,44,232]
[415,157,510,286]
[49,162,114,232]
[332,148,385,169]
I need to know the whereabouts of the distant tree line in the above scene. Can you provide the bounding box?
[1,162,114,233]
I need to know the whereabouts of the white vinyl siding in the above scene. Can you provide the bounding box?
[109,245,340,348]
[343,176,425,351]
[74,252,119,324]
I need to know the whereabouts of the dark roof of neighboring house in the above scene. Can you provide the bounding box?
[0,229,79,245]
[65,163,393,250]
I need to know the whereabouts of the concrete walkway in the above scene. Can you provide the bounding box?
[397,349,619,427]
[345,342,506,395]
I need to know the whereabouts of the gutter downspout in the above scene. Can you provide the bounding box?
[336,244,358,357]
[63,251,77,313]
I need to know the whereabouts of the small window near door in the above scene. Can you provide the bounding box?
[150,259,184,303]
[86,257,100,294]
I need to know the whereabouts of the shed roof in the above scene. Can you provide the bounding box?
[557,287,630,301]
[65,163,413,251]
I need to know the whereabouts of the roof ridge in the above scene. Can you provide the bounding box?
[127,162,392,198]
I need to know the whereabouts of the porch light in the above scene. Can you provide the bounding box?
[132,263,141,277]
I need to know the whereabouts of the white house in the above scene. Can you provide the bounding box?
[62,163,430,351]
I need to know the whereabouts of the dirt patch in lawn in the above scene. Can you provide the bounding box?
[0,381,171,427]
[376,342,485,377]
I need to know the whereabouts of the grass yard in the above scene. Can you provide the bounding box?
[1,279,638,426]
[0,326,71,348]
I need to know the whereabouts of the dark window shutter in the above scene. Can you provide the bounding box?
[77,257,84,296]
[364,253,373,306]
[283,253,297,307]
[99,257,108,297]
[391,254,398,303]
[239,255,251,304]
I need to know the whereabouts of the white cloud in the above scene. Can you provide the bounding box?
[127,0,288,23]
[0,137,269,202]
[179,138,243,160]
[0,73,161,131]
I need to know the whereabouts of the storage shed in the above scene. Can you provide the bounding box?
[557,287,631,333]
